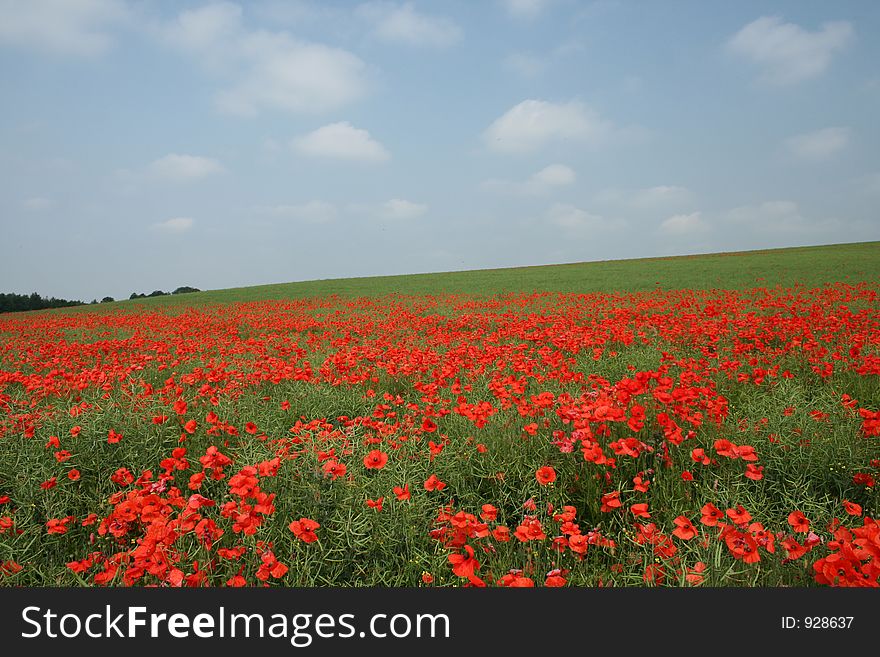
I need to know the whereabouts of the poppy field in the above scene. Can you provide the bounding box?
[1,246,879,588]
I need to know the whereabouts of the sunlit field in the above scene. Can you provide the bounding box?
[1,243,878,587]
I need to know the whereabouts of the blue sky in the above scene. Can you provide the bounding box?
[1,0,878,301]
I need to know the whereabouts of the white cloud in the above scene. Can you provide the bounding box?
[659,211,707,235]
[720,200,872,244]
[500,0,552,20]
[153,217,194,233]
[595,185,694,211]
[379,198,427,220]
[292,122,390,162]
[726,200,805,232]
[347,199,428,220]
[217,33,368,115]
[0,0,128,56]
[631,186,692,209]
[158,3,368,116]
[531,164,576,187]
[253,201,337,223]
[21,197,54,211]
[484,99,614,153]
[482,163,575,195]
[160,2,241,56]
[358,2,462,47]
[786,127,850,161]
[148,154,224,181]
[544,203,610,231]
[727,16,854,85]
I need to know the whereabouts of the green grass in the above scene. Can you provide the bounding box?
[48,241,880,313]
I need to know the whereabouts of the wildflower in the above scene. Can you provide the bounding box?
[363,450,389,470]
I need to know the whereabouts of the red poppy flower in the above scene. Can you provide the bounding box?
[726,505,752,526]
[480,504,498,522]
[700,503,723,526]
[448,545,479,579]
[744,464,763,480]
[686,562,706,585]
[323,461,347,480]
[691,448,710,465]
[393,484,410,501]
[544,569,568,587]
[363,450,389,470]
[787,510,810,533]
[728,530,761,563]
[492,526,510,542]
[424,474,446,492]
[536,466,557,486]
[600,491,622,512]
[672,516,697,540]
[842,500,862,516]
[289,518,320,543]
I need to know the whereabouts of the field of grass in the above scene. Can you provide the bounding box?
[61,240,880,310]
[1,242,878,587]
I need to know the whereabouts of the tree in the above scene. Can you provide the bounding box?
[0,291,85,314]
[101,296,114,303]
[172,286,200,295]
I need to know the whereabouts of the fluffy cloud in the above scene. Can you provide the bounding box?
[358,2,462,47]
[159,3,368,115]
[544,203,610,231]
[292,122,390,162]
[148,154,224,181]
[719,200,874,245]
[153,217,194,233]
[482,164,575,194]
[531,164,576,187]
[500,0,552,20]
[0,0,128,56]
[727,16,854,85]
[786,127,850,161]
[347,199,428,220]
[160,2,241,56]
[725,201,806,233]
[595,185,694,211]
[253,201,337,223]
[379,198,427,220]
[484,99,614,153]
[659,212,707,235]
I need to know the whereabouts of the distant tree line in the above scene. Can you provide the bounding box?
[129,286,201,299]
[0,292,85,314]
[0,286,202,313]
